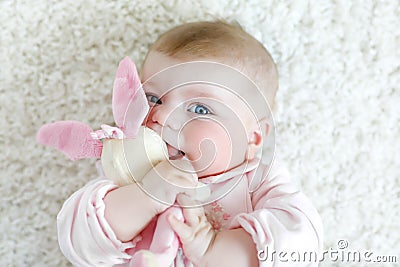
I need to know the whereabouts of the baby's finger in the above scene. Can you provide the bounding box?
[168,214,193,241]
[177,193,201,207]
[177,194,205,226]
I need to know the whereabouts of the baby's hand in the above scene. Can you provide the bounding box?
[168,194,216,266]
[141,160,199,211]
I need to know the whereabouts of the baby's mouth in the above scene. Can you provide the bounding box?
[166,143,186,160]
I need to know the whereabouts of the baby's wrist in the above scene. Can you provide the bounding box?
[145,190,172,214]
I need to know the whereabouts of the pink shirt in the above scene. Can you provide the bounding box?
[57,159,323,266]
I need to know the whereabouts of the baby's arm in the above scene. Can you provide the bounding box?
[57,178,139,266]
[104,159,198,242]
[104,182,165,242]
[58,160,197,266]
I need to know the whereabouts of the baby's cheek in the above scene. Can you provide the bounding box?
[181,120,233,173]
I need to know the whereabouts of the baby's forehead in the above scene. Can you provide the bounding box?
[142,53,270,119]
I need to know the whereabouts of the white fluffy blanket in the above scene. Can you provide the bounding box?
[1,1,399,266]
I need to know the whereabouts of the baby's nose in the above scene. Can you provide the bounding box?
[150,105,181,130]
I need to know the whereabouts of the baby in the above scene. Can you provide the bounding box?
[57,20,323,266]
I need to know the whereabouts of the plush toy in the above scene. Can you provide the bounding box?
[37,57,184,267]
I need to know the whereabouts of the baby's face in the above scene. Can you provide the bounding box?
[141,52,263,177]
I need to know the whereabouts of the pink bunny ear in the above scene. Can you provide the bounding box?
[36,121,103,160]
[113,57,149,139]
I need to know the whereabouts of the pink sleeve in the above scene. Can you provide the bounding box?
[57,178,142,266]
[229,161,323,266]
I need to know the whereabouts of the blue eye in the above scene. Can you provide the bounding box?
[188,104,211,115]
[146,94,162,105]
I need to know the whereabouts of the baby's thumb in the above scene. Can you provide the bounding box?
[168,214,192,241]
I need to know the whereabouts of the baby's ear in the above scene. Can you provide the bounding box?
[112,57,149,138]
[246,118,271,160]
[246,130,263,160]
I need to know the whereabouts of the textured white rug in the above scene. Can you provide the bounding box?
[1,1,399,266]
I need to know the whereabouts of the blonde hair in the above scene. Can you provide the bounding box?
[145,20,278,110]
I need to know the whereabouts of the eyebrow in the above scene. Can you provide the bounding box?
[191,92,219,98]
[142,81,154,90]
[183,89,225,101]
[142,82,227,102]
